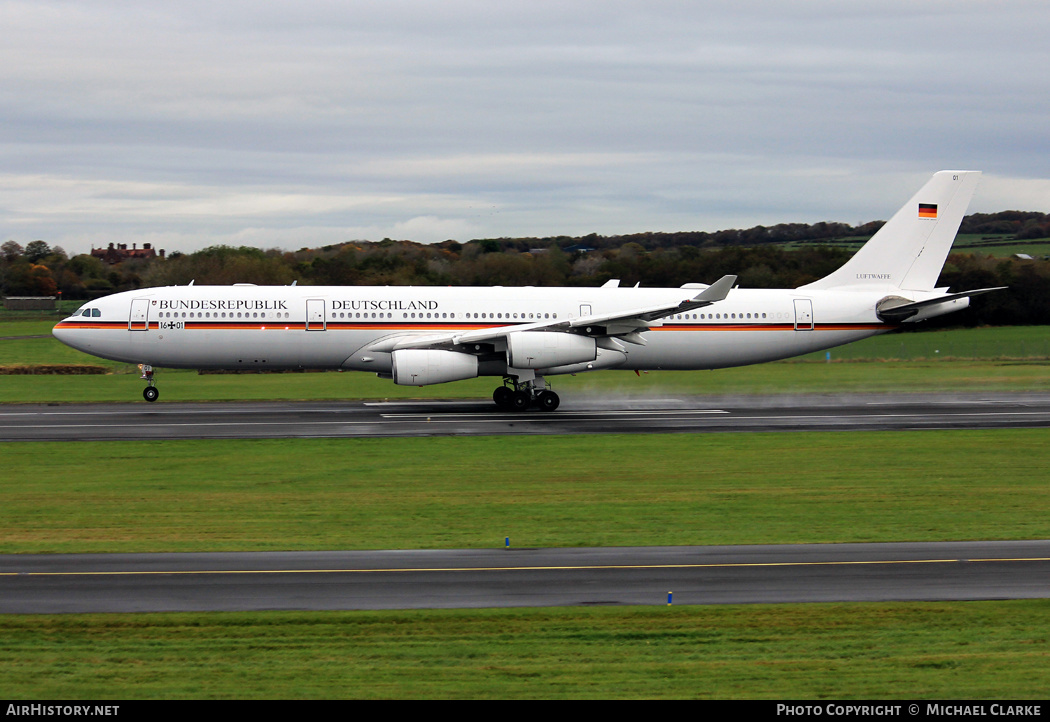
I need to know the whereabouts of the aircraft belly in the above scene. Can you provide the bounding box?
[630,330,799,370]
[621,327,883,371]
[140,328,367,370]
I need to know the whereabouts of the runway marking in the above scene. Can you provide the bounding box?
[865,400,1003,406]
[380,409,730,419]
[0,408,729,421]
[2,410,1049,435]
[0,421,389,430]
[0,407,365,417]
[365,399,689,407]
[3,409,1046,424]
[6,556,1050,577]
[3,407,1049,441]
[364,401,501,407]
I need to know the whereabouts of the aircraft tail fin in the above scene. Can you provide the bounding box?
[801,171,981,292]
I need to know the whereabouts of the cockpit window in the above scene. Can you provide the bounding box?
[79,308,100,317]
[92,309,101,317]
[81,309,91,316]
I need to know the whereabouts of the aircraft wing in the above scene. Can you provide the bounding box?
[366,275,736,353]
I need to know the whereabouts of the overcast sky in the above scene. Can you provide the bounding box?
[2,0,1049,256]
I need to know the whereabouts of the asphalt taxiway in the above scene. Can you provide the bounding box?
[3,541,1049,613]
[2,392,1049,441]
[4,393,1047,613]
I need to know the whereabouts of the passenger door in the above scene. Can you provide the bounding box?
[306,299,326,331]
[129,298,150,331]
[793,299,813,331]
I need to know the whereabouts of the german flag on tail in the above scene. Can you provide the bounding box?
[918,203,938,219]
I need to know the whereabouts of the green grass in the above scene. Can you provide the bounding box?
[3,430,1048,554]
[3,431,1050,699]
[756,233,1050,258]
[7,358,1046,403]
[0,320,61,337]
[2,602,1049,699]
[2,325,1049,402]
[799,326,1050,361]
[952,234,1050,258]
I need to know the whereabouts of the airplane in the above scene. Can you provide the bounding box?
[53,170,1003,411]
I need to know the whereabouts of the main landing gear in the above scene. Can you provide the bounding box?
[139,364,159,402]
[492,377,560,412]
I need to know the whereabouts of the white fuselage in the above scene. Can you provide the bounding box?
[51,172,988,402]
[53,283,905,377]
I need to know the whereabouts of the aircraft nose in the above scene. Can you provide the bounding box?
[52,321,80,351]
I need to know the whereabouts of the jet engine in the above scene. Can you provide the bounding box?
[391,349,478,386]
[506,332,597,369]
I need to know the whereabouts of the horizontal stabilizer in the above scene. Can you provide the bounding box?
[876,287,1006,321]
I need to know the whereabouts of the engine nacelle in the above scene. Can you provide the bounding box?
[506,332,596,369]
[540,347,628,375]
[391,349,478,386]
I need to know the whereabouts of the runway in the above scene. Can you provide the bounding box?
[3,392,1050,441]
[4,394,1047,614]
[3,541,1049,613]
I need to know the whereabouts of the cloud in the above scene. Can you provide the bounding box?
[1,1,1049,256]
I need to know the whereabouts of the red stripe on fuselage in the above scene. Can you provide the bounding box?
[55,321,891,333]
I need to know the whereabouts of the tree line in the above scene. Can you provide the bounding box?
[2,210,1048,328]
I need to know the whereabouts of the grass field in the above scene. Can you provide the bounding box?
[3,430,1048,553]
[8,430,1048,699]
[2,323,1049,402]
[951,234,1050,258]
[3,602,1049,699]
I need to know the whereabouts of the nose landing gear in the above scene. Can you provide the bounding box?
[139,364,159,402]
[492,377,560,412]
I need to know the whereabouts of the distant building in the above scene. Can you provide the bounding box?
[91,243,165,264]
[4,296,56,310]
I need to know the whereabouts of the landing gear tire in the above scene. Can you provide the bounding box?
[493,386,513,408]
[143,386,159,403]
[510,390,532,411]
[536,390,560,412]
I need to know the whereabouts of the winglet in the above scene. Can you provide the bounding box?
[640,274,737,322]
[693,275,736,303]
